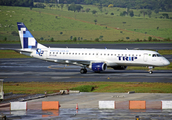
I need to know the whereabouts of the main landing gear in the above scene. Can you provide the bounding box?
[148,66,154,74]
[80,68,87,74]
[80,67,87,74]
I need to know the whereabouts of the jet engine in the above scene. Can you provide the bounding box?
[89,62,107,72]
[111,66,127,70]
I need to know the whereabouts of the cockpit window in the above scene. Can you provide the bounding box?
[152,54,156,57]
[157,54,161,57]
[152,54,161,57]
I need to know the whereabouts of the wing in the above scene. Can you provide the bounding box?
[46,58,91,66]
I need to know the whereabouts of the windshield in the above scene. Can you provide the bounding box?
[152,54,162,57]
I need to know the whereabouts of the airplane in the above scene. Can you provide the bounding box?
[15,22,170,74]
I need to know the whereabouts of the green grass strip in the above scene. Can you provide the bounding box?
[3,82,172,94]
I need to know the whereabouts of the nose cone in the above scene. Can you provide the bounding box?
[163,58,170,66]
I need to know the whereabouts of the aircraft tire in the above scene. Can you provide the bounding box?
[80,69,87,74]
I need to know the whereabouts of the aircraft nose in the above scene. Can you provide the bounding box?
[163,58,170,66]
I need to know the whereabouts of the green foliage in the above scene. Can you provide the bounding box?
[111,13,114,15]
[95,38,99,42]
[148,36,152,41]
[34,3,46,8]
[3,37,7,41]
[0,6,172,41]
[68,4,83,12]
[11,31,18,36]
[73,37,77,42]
[126,37,130,39]
[129,10,134,17]
[50,37,54,42]
[92,10,97,14]
[60,3,64,10]
[85,8,90,13]
[162,13,169,19]
[147,10,152,18]
[70,85,95,92]
[94,19,97,24]
[0,0,33,7]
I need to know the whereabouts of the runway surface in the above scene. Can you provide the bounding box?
[1,58,172,82]
[1,43,172,50]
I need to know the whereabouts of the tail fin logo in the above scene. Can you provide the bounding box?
[36,49,44,56]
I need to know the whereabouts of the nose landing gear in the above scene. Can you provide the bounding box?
[148,66,154,74]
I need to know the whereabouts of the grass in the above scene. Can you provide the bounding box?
[3,82,172,94]
[0,50,31,58]
[0,5,172,41]
[70,85,95,92]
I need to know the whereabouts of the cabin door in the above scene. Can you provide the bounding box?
[143,53,148,62]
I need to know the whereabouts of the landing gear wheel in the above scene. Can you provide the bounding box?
[148,66,154,74]
[80,69,87,74]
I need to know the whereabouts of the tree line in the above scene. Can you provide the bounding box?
[0,0,33,7]
[35,0,172,12]
[1,0,172,12]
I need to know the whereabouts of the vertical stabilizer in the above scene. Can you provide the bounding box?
[17,22,47,49]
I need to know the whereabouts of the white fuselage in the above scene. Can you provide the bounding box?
[30,48,170,68]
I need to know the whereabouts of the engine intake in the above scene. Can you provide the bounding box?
[89,62,107,72]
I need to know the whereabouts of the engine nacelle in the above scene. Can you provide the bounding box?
[89,62,107,72]
[112,66,127,70]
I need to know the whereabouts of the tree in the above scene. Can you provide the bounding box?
[120,11,128,16]
[76,5,83,12]
[98,4,103,12]
[68,4,83,12]
[94,19,97,25]
[86,8,90,13]
[154,9,159,14]
[108,4,113,8]
[60,3,64,10]
[147,10,152,18]
[50,37,54,42]
[73,37,77,42]
[129,10,134,17]
[140,10,147,18]
[92,10,97,14]
[111,13,114,15]
[162,13,169,19]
